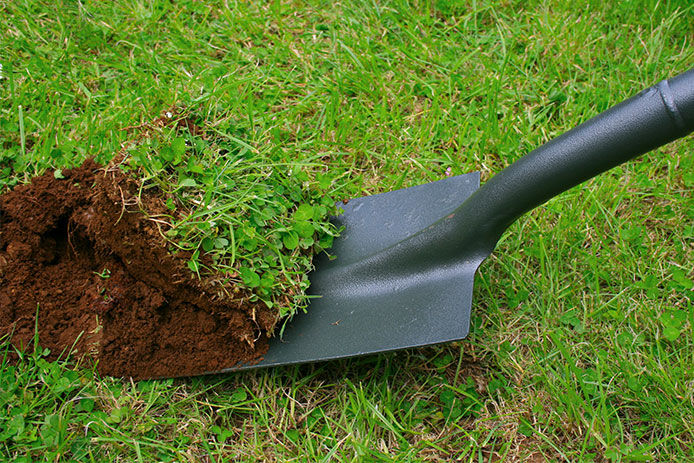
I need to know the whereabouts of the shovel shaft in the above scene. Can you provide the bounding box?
[311,69,694,299]
[459,68,694,251]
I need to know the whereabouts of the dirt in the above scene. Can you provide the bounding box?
[0,160,275,379]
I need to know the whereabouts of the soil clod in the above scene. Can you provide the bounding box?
[0,160,271,379]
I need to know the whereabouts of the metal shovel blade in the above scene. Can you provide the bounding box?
[226,172,481,371]
[222,68,694,373]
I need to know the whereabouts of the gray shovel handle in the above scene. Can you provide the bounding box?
[457,68,694,253]
[315,69,694,287]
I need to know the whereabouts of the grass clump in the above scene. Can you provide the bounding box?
[116,110,343,319]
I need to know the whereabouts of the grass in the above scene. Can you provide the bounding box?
[1,0,693,460]
[116,113,343,318]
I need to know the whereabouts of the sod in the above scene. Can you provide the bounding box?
[0,160,277,378]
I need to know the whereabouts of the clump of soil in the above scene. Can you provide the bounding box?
[0,160,275,379]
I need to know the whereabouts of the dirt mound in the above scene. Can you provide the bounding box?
[0,160,273,379]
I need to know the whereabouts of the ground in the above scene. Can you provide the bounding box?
[1,0,693,461]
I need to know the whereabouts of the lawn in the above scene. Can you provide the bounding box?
[1,0,693,461]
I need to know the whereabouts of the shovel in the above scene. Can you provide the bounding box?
[227,68,694,372]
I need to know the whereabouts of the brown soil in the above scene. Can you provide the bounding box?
[0,160,274,379]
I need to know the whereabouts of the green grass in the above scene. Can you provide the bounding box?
[1,0,693,460]
[118,116,343,318]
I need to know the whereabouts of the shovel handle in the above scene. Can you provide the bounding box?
[458,68,694,253]
[316,69,694,288]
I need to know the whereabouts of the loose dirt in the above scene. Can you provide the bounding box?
[0,160,275,379]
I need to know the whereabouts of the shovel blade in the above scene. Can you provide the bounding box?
[224,171,480,372]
